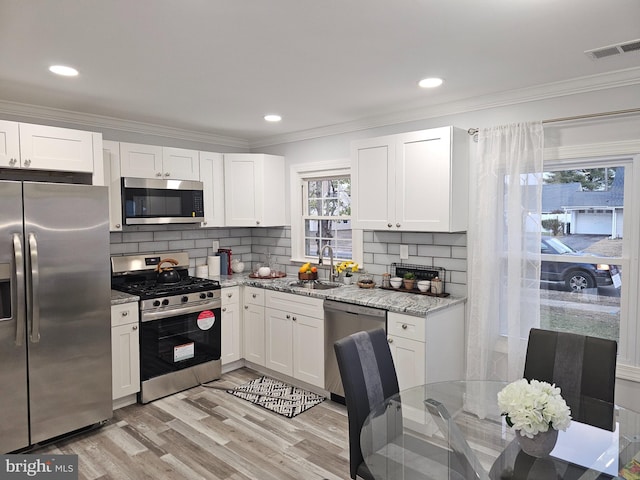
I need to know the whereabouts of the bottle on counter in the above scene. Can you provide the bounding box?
[382,272,391,288]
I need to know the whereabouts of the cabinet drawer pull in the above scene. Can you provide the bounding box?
[132,325,138,330]
[402,324,407,329]
[121,311,128,317]
[227,292,233,298]
[252,293,257,298]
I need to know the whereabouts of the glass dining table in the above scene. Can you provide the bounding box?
[360,381,640,480]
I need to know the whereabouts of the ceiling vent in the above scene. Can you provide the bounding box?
[585,39,640,60]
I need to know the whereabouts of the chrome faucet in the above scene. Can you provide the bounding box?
[319,244,336,282]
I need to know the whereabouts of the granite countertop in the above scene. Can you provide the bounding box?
[110,290,140,305]
[216,273,465,317]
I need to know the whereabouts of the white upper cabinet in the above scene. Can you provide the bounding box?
[103,140,123,231]
[162,147,200,180]
[120,143,200,180]
[352,126,468,232]
[199,151,225,227]
[223,153,285,227]
[0,120,20,168]
[0,121,97,174]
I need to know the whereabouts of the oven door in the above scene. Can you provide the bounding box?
[140,300,221,382]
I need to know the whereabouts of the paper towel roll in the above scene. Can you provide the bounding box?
[195,265,209,278]
[207,256,220,277]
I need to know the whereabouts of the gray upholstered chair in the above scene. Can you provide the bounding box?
[334,328,399,480]
[523,328,617,431]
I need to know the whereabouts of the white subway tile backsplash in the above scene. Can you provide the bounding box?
[110,225,467,295]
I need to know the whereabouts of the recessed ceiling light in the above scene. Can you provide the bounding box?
[49,65,79,77]
[418,77,443,88]
[264,114,282,122]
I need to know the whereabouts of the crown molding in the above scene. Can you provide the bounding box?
[1,67,639,151]
[0,99,250,149]
[249,67,640,149]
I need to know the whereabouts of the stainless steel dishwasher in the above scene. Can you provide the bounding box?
[324,299,387,402]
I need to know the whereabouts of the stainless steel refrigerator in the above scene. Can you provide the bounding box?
[0,180,112,453]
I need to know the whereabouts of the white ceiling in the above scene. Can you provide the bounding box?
[1,0,639,147]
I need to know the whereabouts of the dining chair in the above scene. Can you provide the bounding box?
[334,328,400,480]
[523,328,617,431]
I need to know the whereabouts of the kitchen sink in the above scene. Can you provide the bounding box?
[288,280,344,290]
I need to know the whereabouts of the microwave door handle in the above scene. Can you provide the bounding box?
[12,233,25,346]
[27,233,40,343]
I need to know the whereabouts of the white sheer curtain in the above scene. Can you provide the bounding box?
[466,122,544,382]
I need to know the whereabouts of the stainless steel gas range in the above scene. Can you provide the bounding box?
[111,252,221,403]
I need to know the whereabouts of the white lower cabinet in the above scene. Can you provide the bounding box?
[387,303,465,391]
[111,302,140,405]
[265,291,324,388]
[221,287,241,365]
[243,287,266,366]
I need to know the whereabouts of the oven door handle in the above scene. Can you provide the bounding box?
[141,301,221,322]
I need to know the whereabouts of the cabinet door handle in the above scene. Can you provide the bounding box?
[115,223,121,229]
[292,316,297,321]
[156,172,162,177]
[252,293,257,298]
[164,172,170,177]
[222,307,227,312]
[402,324,407,329]
[132,325,138,331]
[244,305,248,310]
[9,158,17,166]
[286,314,291,319]
[388,337,393,343]
[256,220,261,225]
[227,292,233,298]
[387,223,392,228]
[396,223,401,228]
[24,159,31,167]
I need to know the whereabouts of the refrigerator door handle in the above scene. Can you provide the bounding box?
[27,232,40,343]
[12,233,26,346]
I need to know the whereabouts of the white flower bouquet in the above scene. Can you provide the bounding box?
[497,379,572,438]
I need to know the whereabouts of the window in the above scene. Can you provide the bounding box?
[290,161,362,265]
[540,159,633,366]
[304,176,352,259]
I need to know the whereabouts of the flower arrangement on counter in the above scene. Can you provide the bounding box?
[497,379,572,438]
[335,260,359,277]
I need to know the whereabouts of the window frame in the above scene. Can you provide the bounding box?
[289,159,363,265]
[543,150,640,378]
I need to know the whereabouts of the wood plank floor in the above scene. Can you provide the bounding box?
[39,368,352,480]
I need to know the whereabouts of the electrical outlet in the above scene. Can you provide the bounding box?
[400,244,409,260]
[212,240,219,252]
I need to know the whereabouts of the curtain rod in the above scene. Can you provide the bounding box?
[466,107,640,136]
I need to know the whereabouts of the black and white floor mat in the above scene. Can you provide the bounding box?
[227,376,325,418]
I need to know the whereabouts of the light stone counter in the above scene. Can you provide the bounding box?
[110,289,140,305]
[212,273,465,317]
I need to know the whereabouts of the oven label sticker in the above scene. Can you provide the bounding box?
[197,310,216,330]
[174,342,195,362]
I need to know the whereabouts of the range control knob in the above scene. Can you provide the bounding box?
[161,299,169,306]
[199,293,207,299]
[153,300,161,307]
[207,291,214,297]
[182,296,189,303]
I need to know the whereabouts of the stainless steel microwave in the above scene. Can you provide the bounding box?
[122,177,205,225]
